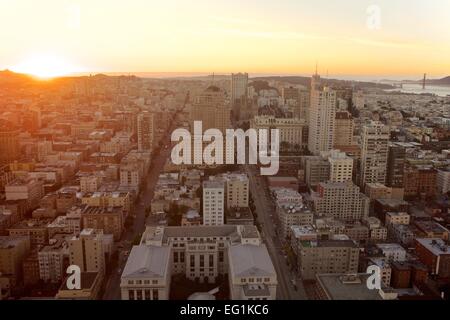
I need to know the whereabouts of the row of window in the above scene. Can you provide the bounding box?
[241,277,271,283]
[128,279,159,285]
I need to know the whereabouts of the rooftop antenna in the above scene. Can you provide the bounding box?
[315,61,318,76]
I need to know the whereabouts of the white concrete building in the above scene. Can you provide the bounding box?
[376,243,407,262]
[360,122,390,187]
[437,168,450,194]
[326,150,354,183]
[203,180,225,226]
[38,236,69,283]
[69,229,106,275]
[120,245,171,300]
[121,225,277,300]
[313,181,369,222]
[120,164,141,190]
[216,173,249,209]
[228,244,277,300]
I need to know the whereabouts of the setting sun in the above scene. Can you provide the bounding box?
[10,54,82,79]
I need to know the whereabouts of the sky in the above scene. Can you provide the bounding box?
[0,0,449,79]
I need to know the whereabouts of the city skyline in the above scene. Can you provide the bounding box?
[1,0,450,78]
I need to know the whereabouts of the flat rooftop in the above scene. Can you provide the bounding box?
[416,238,450,256]
[60,272,99,291]
[317,273,384,300]
[0,236,28,249]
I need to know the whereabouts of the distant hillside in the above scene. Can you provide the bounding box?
[248,80,279,93]
[0,70,400,91]
[252,76,395,90]
[0,70,34,85]
[428,76,450,85]
[398,76,450,86]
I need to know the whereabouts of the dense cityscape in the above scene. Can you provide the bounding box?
[0,69,449,301]
[1,1,450,308]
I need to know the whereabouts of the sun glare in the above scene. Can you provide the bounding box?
[10,54,81,79]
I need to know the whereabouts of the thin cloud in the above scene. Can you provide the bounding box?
[209,16,264,27]
[209,28,330,41]
[348,37,418,49]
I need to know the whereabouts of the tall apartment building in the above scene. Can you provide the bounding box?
[137,111,155,151]
[38,235,69,283]
[360,122,390,187]
[0,120,20,165]
[334,111,354,148]
[120,164,141,190]
[190,86,230,133]
[303,156,330,189]
[297,239,359,280]
[23,250,40,287]
[313,181,369,222]
[308,74,336,155]
[220,173,249,209]
[282,86,299,102]
[69,229,105,275]
[190,86,231,160]
[0,236,30,286]
[203,180,225,226]
[403,164,437,198]
[386,142,420,188]
[327,150,353,183]
[302,150,353,188]
[231,73,248,119]
[283,87,311,121]
[298,90,311,122]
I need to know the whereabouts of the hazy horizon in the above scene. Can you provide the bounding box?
[4,69,447,83]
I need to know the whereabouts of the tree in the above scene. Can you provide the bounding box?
[196,186,203,198]
[132,233,142,246]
